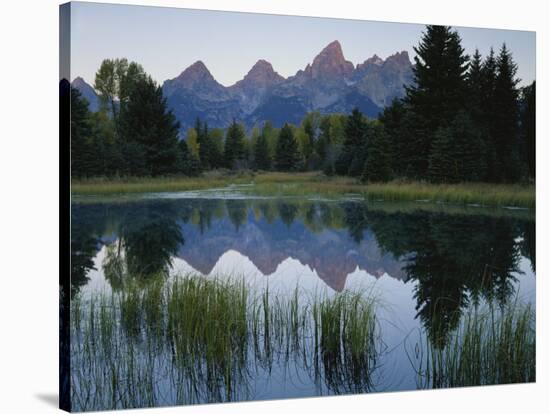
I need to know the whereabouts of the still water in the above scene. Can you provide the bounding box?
[70,195,535,411]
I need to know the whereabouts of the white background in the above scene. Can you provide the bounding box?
[0,0,547,412]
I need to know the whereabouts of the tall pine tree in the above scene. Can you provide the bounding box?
[254,123,272,170]
[521,81,536,180]
[405,25,469,178]
[335,108,367,176]
[119,76,181,176]
[429,111,486,183]
[429,126,455,183]
[494,44,521,182]
[195,118,221,169]
[275,124,301,171]
[70,87,94,178]
[468,49,485,125]
[224,119,247,169]
[481,48,499,181]
[362,123,391,183]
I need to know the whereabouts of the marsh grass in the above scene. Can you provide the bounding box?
[71,172,534,208]
[166,276,249,402]
[313,290,379,393]
[363,182,535,209]
[71,274,381,410]
[71,172,256,195]
[413,300,535,388]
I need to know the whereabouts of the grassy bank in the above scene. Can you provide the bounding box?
[72,172,535,208]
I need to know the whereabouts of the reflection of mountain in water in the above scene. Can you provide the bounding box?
[177,211,405,291]
[71,197,535,349]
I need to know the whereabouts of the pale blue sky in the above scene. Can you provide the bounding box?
[70,1,536,87]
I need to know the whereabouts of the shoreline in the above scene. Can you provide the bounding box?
[71,172,535,209]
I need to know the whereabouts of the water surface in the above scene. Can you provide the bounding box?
[70,194,536,411]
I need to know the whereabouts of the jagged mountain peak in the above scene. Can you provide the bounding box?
[234,59,284,89]
[174,60,218,85]
[159,43,413,130]
[249,59,276,74]
[357,54,384,70]
[318,40,345,58]
[385,50,411,66]
[310,40,354,79]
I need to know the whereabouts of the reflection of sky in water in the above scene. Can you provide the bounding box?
[72,197,536,403]
[82,241,535,393]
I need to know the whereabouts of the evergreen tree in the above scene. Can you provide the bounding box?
[378,99,405,177]
[195,118,207,168]
[468,49,485,124]
[405,25,470,177]
[362,124,391,182]
[89,111,121,176]
[70,87,94,178]
[249,126,261,166]
[429,111,486,183]
[316,116,331,164]
[317,115,343,176]
[195,118,219,169]
[254,123,272,170]
[224,119,247,169]
[178,139,201,176]
[300,112,321,169]
[119,76,181,176]
[466,49,492,181]
[275,124,301,171]
[335,108,367,176]
[494,44,521,182]
[429,126,455,183]
[453,111,486,181]
[260,121,278,161]
[209,128,226,168]
[521,81,536,180]
[303,117,315,156]
[71,88,120,177]
[481,48,499,181]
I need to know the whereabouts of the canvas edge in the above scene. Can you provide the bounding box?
[59,2,72,412]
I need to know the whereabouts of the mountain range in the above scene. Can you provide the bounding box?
[73,40,413,132]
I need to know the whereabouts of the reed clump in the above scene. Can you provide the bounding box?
[70,274,381,410]
[414,301,535,388]
[313,290,378,393]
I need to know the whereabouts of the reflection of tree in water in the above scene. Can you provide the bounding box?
[406,215,482,348]
[277,202,299,227]
[70,204,111,296]
[342,202,370,244]
[258,202,276,223]
[103,201,184,289]
[226,200,248,231]
[72,197,534,346]
[521,220,536,273]
[320,202,344,229]
[303,203,330,233]
[482,222,523,307]
[71,225,98,296]
[122,207,183,276]
[191,199,223,234]
[367,210,525,348]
